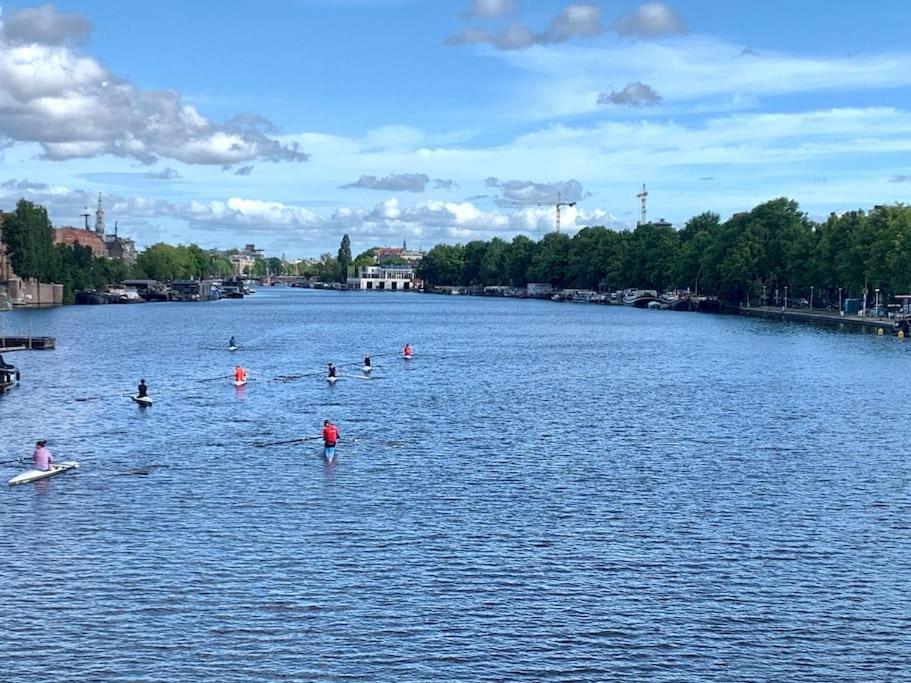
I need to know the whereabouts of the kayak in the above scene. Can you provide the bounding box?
[234,379,247,387]
[132,394,152,406]
[9,462,79,486]
[403,354,413,360]
[327,376,338,384]
[228,345,238,352]
[362,365,373,373]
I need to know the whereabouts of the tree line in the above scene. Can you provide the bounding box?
[416,198,911,305]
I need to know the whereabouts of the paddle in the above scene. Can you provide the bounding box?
[254,436,322,448]
[0,457,25,466]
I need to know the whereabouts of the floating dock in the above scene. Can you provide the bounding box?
[740,307,898,334]
[0,336,56,350]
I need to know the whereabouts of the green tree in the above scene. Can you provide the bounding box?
[1,199,55,280]
[337,234,352,282]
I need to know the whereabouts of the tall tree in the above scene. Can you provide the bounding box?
[337,234,352,282]
[1,199,55,280]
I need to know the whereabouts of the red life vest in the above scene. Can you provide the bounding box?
[323,424,339,446]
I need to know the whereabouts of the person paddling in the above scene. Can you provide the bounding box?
[33,440,54,472]
[327,363,338,379]
[364,355,372,370]
[322,420,340,456]
[229,336,236,348]
[403,343,413,358]
[234,365,247,383]
[137,378,149,398]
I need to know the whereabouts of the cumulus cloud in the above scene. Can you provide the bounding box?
[234,165,254,176]
[446,3,602,50]
[597,81,662,106]
[340,173,430,192]
[486,177,588,204]
[463,0,516,19]
[0,5,93,45]
[433,178,459,190]
[539,4,604,44]
[614,2,687,38]
[145,167,182,180]
[0,12,309,165]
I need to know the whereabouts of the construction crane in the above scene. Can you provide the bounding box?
[636,183,648,225]
[505,192,577,233]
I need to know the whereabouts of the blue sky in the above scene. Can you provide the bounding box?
[1,0,910,257]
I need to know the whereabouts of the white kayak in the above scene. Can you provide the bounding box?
[403,354,413,360]
[234,379,247,387]
[327,376,339,384]
[9,462,79,486]
[362,365,373,373]
[228,345,238,352]
[132,394,152,406]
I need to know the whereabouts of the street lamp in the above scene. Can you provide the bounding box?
[875,288,881,318]
[838,287,842,313]
[810,286,814,311]
[784,285,789,309]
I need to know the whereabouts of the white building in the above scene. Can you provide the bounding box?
[229,243,264,275]
[347,264,421,291]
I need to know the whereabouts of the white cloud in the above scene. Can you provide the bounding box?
[0,5,93,45]
[340,173,430,192]
[463,0,516,19]
[0,18,308,165]
[446,2,603,50]
[613,2,687,38]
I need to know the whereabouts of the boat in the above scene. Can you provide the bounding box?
[104,285,144,304]
[9,462,79,486]
[131,394,152,406]
[327,376,338,384]
[0,364,20,392]
[362,365,373,373]
[623,289,661,308]
[228,345,238,352]
[324,445,336,460]
[234,379,247,387]
[74,290,108,305]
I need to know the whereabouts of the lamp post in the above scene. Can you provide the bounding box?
[838,287,842,313]
[784,285,789,309]
[875,288,881,318]
[810,286,814,311]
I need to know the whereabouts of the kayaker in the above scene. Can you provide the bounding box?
[33,440,54,472]
[229,336,236,347]
[234,365,247,382]
[137,378,148,398]
[403,343,413,357]
[327,363,337,378]
[364,355,372,369]
[322,420,340,448]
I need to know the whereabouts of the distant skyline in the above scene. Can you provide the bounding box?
[1,0,910,256]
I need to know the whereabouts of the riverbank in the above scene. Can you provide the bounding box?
[740,306,901,335]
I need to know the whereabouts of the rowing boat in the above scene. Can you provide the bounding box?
[9,462,79,486]
[403,354,413,360]
[228,345,238,352]
[327,376,338,384]
[132,394,152,406]
[234,379,247,387]
[362,365,373,373]
[324,445,336,460]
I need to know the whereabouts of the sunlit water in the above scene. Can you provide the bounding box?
[1,289,909,681]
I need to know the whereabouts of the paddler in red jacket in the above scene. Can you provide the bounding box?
[322,420,340,448]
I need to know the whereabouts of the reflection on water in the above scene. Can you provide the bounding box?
[1,290,909,681]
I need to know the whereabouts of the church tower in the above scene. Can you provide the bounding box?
[95,193,105,236]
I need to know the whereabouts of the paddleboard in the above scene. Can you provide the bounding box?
[9,462,79,486]
[132,394,152,406]
[362,365,373,373]
[234,379,247,387]
[228,345,238,352]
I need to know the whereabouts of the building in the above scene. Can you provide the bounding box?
[54,226,108,257]
[229,244,264,276]
[106,222,137,265]
[375,239,424,265]
[347,264,421,291]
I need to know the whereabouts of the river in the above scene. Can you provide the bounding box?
[1,289,909,681]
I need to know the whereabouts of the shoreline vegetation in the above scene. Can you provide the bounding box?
[2,197,910,311]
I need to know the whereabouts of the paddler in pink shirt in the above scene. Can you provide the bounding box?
[33,439,54,472]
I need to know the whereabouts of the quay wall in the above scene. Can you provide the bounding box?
[4,277,63,307]
[740,306,897,334]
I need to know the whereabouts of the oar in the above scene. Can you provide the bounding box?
[0,457,25,466]
[254,436,322,448]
